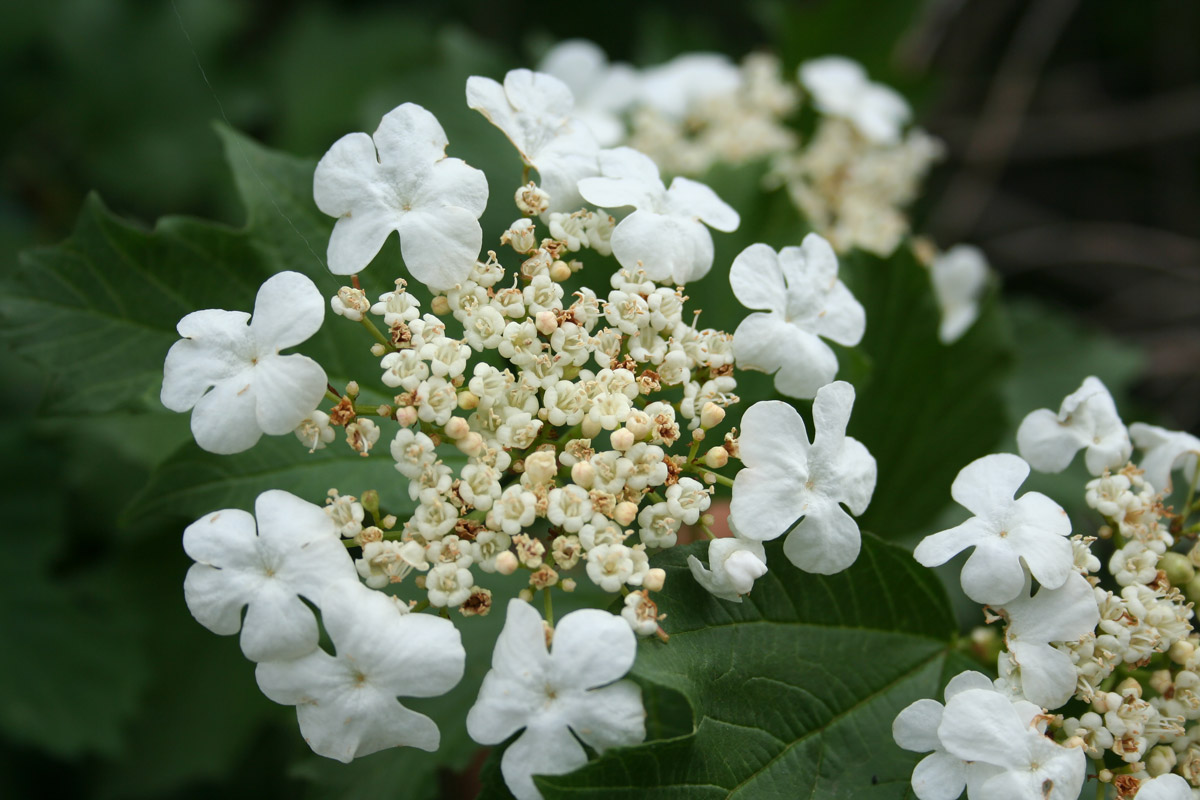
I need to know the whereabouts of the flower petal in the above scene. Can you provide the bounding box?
[728,243,785,312]
[960,538,1026,606]
[373,102,450,168]
[911,751,968,800]
[666,177,739,232]
[325,205,398,275]
[893,698,944,753]
[1016,408,1088,474]
[561,680,645,752]
[950,453,1028,521]
[501,718,588,800]
[248,271,325,352]
[550,608,636,690]
[313,131,382,217]
[250,354,327,436]
[782,497,861,574]
[396,206,482,291]
[188,367,263,454]
[161,310,252,412]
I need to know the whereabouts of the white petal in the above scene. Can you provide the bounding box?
[809,280,866,347]
[1136,774,1193,800]
[373,102,450,169]
[396,206,482,291]
[1008,641,1076,709]
[182,507,258,566]
[610,210,713,284]
[1131,422,1200,493]
[736,399,811,473]
[938,688,1028,768]
[913,517,992,568]
[728,243,785,312]
[1005,572,1099,646]
[911,751,968,800]
[782,497,861,574]
[960,538,1027,606]
[810,380,854,460]
[550,609,636,690]
[944,670,997,698]
[189,368,263,454]
[501,718,588,800]
[238,582,320,662]
[687,554,742,602]
[490,599,552,676]
[666,177,739,232]
[1016,409,1087,474]
[416,156,489,218]
[950,453,1029,521]
[325,205,398,275]
[731,311,792,375]
[772,326,840,399]
[466,669,542,745]
[252,355,328,435]
[313,131,382,217]
[893,698,944,753]
[161,309,252,412]
[249,271,325,351]
[560,680,645,752]
[183,562,255,636]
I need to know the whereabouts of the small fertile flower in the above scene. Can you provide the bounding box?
[466,600,645,800]
[730,381,877,574]
[1017,376,1132,476]
[1130,422,1200,494]
[938,688,1086,800]
[798,56,911,144]
[998,572,1100,709]
[729,236,865,399]
[929,244,989,344]
[578,147,739,284]
[914,454,1073,606]
[161,270,327,454]
[313,103,488,288]
[466,69,600,213]
[182,489,359,662]
[256,582,465,761]
[687,533,768,602]
[537,39,639,147]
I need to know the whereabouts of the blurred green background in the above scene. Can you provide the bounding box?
[1,1,1197,797]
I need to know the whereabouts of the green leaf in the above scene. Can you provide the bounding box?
[473,535,957,799]
[840,247,1013,540]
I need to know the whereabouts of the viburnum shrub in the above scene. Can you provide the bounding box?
[152,40,1200,800]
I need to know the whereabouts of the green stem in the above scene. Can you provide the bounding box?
[697,520,716,540]
[543,587,554,627]
[687,436,701,465]
[325,389,342,404]
[411,599,430,614]
[359,316,394,351]
[680,461,734,487]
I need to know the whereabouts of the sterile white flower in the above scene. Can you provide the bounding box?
[313,102,488,288]
[1135,774,1192,799]
[687,534,768,602]
[1017,376,1132,476]
[914,453,1073,606]
[998,572,1100,709]
[466,69,600,213]
[182,489,358,662]
[729,236,865,399]
[255,582,465,761]
[637,52,742,120]
[466,600,645,800]
[578,147,739,284]
[1130,422,1200,494]
[537,40,639,147]
[929,244,989,344]
[161,271,327,455]
[730,381,877,574]
[798,56,911,144]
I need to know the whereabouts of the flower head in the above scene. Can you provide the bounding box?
[578,147,739,284]
[161,271,327,454]
[466,599,645,800]
[314,103,488,288]
[729,236,864,399]
[730,381,877,574]
[255,582,465,761]
[183,489,359,662]
[914,453,1073,606]
[1017,376,1132,476]
[799,56,911,144]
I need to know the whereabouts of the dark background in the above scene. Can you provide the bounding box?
[1,0,1197,797]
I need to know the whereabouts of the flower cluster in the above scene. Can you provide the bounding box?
[899,376,1200,800]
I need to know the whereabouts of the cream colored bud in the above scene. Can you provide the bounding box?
[444,416,470,440]
[550,260,572,282]
[381,514,397,530]
[525,450,558,484]
[700,402,725,429]
[625,411,651,440]
[495,551,519,576]
[1117,677,1142,699]
[376,404,393,418]
[458,390,479,410]
[561,578,577,592]
[582,416,602,438]
[395,406,418,427]
[370,342,387,356]
[1170,639,1196,665]
[611,428,635,451]
[571,461,596,489]
[643,568,666,592]
[535,310,559,336]
[518,588,534,603]
[704,446,729,469]
[345,380,360,398]
[1097,769,1113,783]
[691,428,706,442]
[614,501,638,526]
[1161,551,1195,587]
[431,295,451,315]
[456,432,485,456]
[1147,744,1177,777]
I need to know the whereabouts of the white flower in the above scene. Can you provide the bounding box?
[537,40,639,147]
[466,600,645,800]
[637,53,742,120]
[578,147,739,284]
[1135,774,1192,799]
[929,244,989,344]
[161,271,327,455]
[313,103,488,288]
[729,236,865,399]
[729,381,877,574]
[466,69,600,213]
[914,453,1073,606]
[426,562,474,607]
[687,535,768,602]
[798,56,910,144]
[255,583,464,762]
[1017,376,1132,476]
[586,543,635,591]
[938,687,1086,800]
[1130,422,1200,494]
[182,489,358,662]
[294,410,335,453]
[999,572,1100,709]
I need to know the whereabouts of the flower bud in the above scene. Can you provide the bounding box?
[643,568,666,592]
[345,380,360,398]
[582,416,602,438]
[691,428,706,442]
[704,446,729,468]
[614,501,638,526]
[395,406,418,427]
[611,428,635,451]
[571,461,596,489]
[1117,677,1142,699]
[456,432,484,457]
[458,390,479,410]
[518,588,534,603]
[431,295,451,316]
[1170,639,1196,665]
[1161,551,1195,587]
[550,260,572,282]
[495,551,519,575]
[1147,744,1177,777]
[444,416,470,440]
[625,411,652,440]
[700,402,725,429]
[381,514,397,530]
[525,450,558,484]
[370,343,387,356]
[535,310,558,336]
[561,578,576,592]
